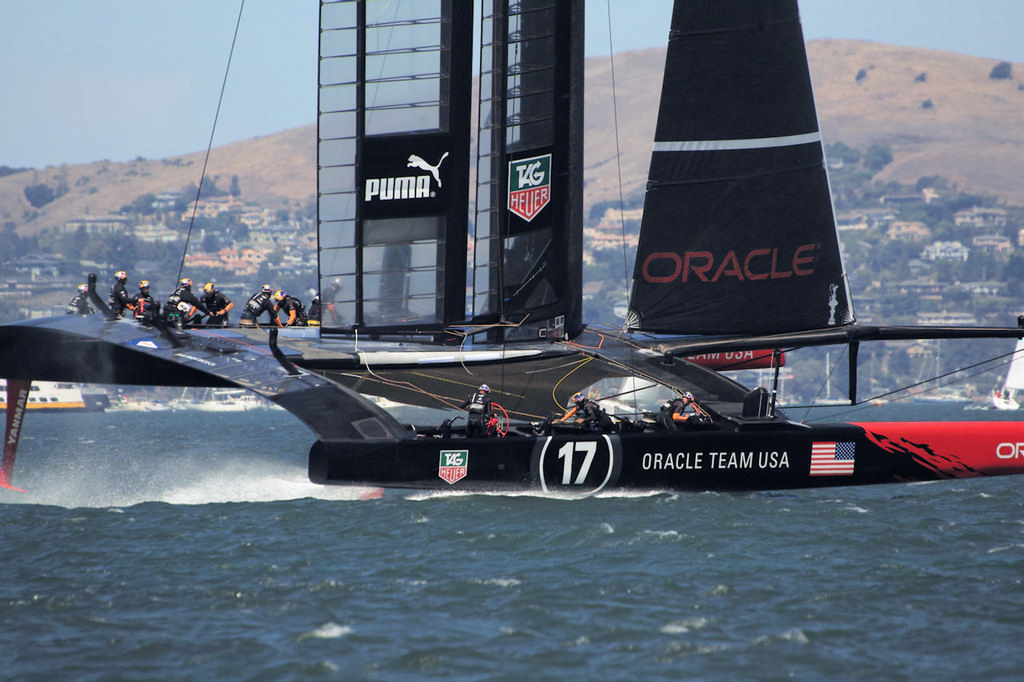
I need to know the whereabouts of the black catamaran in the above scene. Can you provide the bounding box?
[5,0,1024,494]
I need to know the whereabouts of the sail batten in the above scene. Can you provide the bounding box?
[653,132,822,153]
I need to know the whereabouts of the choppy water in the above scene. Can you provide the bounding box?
[4,405,1024,681]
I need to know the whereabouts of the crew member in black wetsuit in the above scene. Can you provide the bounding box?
[132,280,158,322]
[108,271,134,318]
[274,290,308,326]
[324,277,344,325]
[201,282,234,326]
[308,296,322,326]
[666,391,707,428]
[165,278,208,327]
[240,284,282,327]
[556,392,612,432]
[65,284,93,315]
[460,384,493,437]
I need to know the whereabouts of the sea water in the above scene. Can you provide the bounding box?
[3,404,1024,681]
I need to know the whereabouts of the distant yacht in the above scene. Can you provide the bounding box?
[0,380,108,412]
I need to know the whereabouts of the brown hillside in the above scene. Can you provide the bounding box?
[808,40,1024,202]
[4,39,1023,239]
[0,126,315,237]
[583,40,1024,208]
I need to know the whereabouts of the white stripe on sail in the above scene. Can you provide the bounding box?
[653,132,822,153]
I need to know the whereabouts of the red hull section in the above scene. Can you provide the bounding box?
[854,421,1024,480]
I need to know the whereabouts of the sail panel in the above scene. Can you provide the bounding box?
[472,0,584,341]
[317,0,472,335]
[628,0,853,336]
[1004,338,1024,391]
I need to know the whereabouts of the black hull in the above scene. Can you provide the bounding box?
[309,420,1024,493]
[7,316,1024,495]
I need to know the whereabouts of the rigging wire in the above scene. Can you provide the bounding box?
[601,0,643,415]
[177,0,246,283]
[789,344,1023,422]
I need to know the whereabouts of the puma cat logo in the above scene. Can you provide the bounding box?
[407,152,450,188]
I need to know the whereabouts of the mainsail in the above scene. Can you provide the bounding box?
[627,0,854,336]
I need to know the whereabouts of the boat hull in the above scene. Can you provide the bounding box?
[309,421,1024,493]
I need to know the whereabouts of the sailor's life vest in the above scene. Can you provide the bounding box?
[467,392,488,415]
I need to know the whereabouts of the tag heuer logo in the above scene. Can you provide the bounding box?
[508,154,551,222]
[438,449,468,485]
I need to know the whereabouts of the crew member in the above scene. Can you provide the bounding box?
[460,384,493,438]
[132,280,158,322]
[108,271,135,318]
[201,282,234,326]
[274,290,307,326]
[65,284,94,315]
[165,278,208,327]
[240,284,282,327]
[666,391,708,428]
[556,392,612,432]
[308,296,322,326]
[324,277,344,324]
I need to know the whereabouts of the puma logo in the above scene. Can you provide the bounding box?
[407,152,449,188]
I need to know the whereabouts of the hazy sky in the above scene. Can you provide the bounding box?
[3,0,1022,169]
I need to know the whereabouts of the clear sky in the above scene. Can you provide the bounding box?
[2,0,1022,169]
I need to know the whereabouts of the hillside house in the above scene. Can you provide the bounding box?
[971,234,1013,255]
[133,222,182,244]
[183,248,267,277]
[916,311,977,326]
[6,254,63,279]
[962,281,1004,296]
[239,208,272,229]
[954,206,1008,228]
[836,208,898,231]
[248,223,302,250]
[894,280,944,297]
[62,215,130,234]
[880,189,941,206]
[152,190,184,210]
[186,196,243,220]
[921,241,969,262]
[887,221,930,241]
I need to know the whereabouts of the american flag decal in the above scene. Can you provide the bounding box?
[810,441,856,476]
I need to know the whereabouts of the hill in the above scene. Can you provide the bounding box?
[3,39,1023,237]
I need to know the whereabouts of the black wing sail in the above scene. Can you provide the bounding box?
[627,0,854,336]
[472,0,584,343]
[318,0,474,336]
